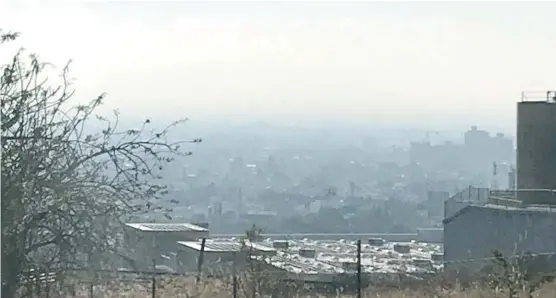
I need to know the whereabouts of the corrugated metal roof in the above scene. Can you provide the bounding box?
[125,223,208,232]
[178,240,275,253]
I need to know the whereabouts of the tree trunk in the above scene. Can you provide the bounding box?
[2,245,24,298]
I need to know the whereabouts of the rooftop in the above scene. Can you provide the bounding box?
[246,238,442,283]
[444,203,556,225]
[177,239,275,253]
[284,239,438,269]
[481,203,556,213]
[125,223,209,232]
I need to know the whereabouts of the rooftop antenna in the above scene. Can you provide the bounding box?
[491,161,498,190]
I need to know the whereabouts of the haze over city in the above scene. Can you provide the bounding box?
[2,2,556,297]
[2,1,555,131]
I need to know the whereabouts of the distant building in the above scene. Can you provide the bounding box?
[426,190,450,217]
[416,228,443,243]
[241,211,278,223]
[463,126,514,173]
[464,126,491,149]
[176,239,276,273]
[122,223,209,271]
[508,166,517,190]
[409,126,513,174]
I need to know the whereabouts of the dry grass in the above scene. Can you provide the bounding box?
[31,276,556,298]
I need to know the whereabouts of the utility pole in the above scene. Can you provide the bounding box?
[151,259,156,298]
[357,239,362,298]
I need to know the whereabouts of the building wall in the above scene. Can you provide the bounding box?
[444,205,556,274]
[517,101,556,202]
[177,247,246,273]
[176,246,278,273]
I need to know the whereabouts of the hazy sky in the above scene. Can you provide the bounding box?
[2,1,555,129]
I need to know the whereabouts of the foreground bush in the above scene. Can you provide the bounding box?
[19,276,556,298]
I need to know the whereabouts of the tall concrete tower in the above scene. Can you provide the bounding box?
[516,91,556,204]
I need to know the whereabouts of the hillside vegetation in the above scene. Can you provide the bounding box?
[20,276,556,298]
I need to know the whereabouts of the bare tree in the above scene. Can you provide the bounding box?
[1,30,200,297]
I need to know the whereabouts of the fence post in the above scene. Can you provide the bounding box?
[151,275,156,298]
[357,239,362,298]
[151,258,157,298]
[89,282,93,298]
[196,238,206,283]
[232,252,238,298]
